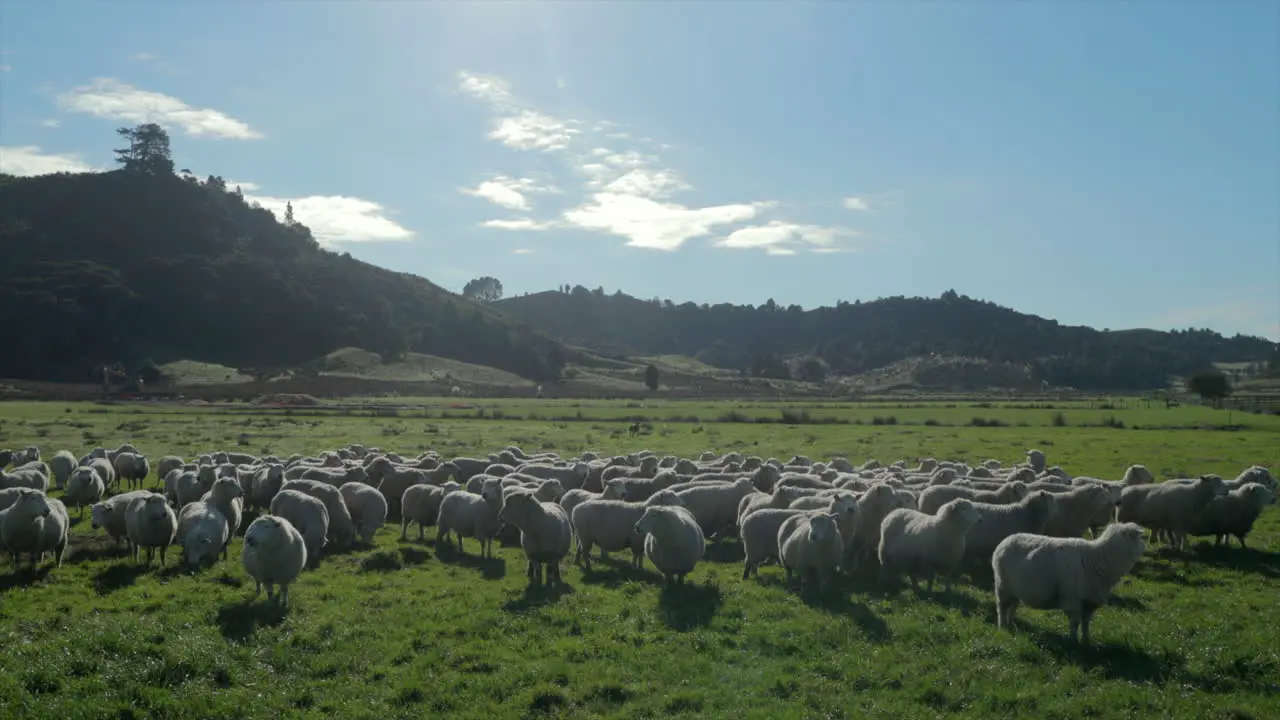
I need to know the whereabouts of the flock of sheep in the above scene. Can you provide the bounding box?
[1,443,1275,646]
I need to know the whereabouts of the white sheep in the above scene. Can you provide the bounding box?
[993,522,1146,645]
[0,489,69,570]
[125,493,178,566]
[673,477,757,540]
[242,514,308,607]
[1041,484,1118,539]
[964,491,1059,558]
[1118,475,1226,550]
[65,466,106,518]
[339,481,388,545]
[559,482,626,519]
[270,489,330,565]
[155,455,185,488]
[113,452,151,491]
[176,503,231,568]
[851,484,904,563]
[399,481,460,542]
[50,450,77,490]
[632,504,705,585]
[499,490,573,586]
[569,490,686,570]
[90,490,150,547]
[250,464,286,511]
[778,511,843,593]
[280,479,356,548]
[878,498,984,593]
[1184,483,1275,549]
[919,482,1027,515]
[436,477,505,557]
[1,464,48,492]
[367,457,458,519]
[200,477,245,548]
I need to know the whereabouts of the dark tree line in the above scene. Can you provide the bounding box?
[493,287,1276,391]
[0,125,569,383]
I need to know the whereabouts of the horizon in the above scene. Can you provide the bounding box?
[1,2,1276,341]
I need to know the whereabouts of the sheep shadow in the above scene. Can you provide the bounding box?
[0,565,53,593]
[435,546,506,579]
[1131,558,1222,588]
[1023,624,1186,683]
[1189,545,1280,578]
[216,600,288,643]
[657,581,722,631]
[702,540,744,564]
[92,563,150,595]
[803,590,892,642]
[576,558,665,588]
[501,581,577,613]
[65,541,130,565]
[1104,593,1147,612]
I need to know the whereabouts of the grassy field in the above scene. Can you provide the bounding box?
[0,399,1277,719]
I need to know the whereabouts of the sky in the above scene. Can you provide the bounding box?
[1,2,1277,341]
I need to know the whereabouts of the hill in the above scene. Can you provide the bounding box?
[0,167,569,384]
[494,287,1278,391]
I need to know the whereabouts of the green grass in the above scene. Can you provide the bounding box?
[158,360,255,386]
[320,347,535,387]
[1,399,1278,719]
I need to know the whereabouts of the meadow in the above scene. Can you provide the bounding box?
[0,398,1277,719]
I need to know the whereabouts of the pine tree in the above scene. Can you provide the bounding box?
[114,123,175,175]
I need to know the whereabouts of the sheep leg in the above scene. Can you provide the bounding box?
[996,590,1017,632]
[742,562,752,581]
[418,524,425,542]
[399,519,408,541]
[280,583,290,608]
[1079,602,1099,646]
[252,580,262,598]
[1237,535,1247,549]
[265,583,275,601]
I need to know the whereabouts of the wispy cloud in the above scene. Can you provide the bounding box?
[131,52,156,62]
[460,175,559,211]
[842,196,871,211]
[513,248,535,254]
[0,146,96,175]
[248,193,413,245]
[0,65,11,73]
[456,70,864,254]
[224,179,261,192]
[40,119,61,128]
[57,78,262,140]
[457,71,579,152]
[715,221,860,255]
[481,218,559,231]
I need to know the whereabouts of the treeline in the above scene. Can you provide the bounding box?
[494,287,1277,391]
[0,133,569,382]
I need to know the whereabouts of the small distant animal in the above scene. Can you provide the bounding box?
[628,422,641,437]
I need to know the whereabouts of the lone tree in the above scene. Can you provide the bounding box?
[462,276,504,303]
[114,123,175,175]
[644,363,660,391]
[1186,370,1232,407]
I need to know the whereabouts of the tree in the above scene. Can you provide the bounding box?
[114,123,175,175]
[1186,370,1232,407]
[644,363,659,391]
[462,276,504,303]
[284,201,297,227]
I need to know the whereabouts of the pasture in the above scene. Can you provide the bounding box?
[0,398,1277,719]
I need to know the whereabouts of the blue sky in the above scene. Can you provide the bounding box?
[2,2,1277,341]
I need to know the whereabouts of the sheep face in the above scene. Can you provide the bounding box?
[632,507,666,537]
[1242,483,1275,509]
[1105,522,1146,551]
[1124,465,1155,485]
[141,495,168,521]
[646,490,685,508]
[499,491,536,526]
[90,502,112,529]
[211,478,244,500]
[807,513,839,542]
[939,498,982,527]
[13,489,51,519]
[480,479,504,505]
[244,516,284,548]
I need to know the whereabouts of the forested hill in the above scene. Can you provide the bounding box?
[0,169,569,382]
[494,287,1277,390]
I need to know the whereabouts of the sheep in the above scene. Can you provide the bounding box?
[270,489,330,565]
[964,491,1060,558]
[993,522,1146,645]
[447,457,493,482]
[1024,449,1047,474]
[738,485,812,524]
[65,466,106,518]
[673,477,757,540]
[919,482,1027,515]
[113,452,151,491]
[0,489,69,570]
[250,464,286,510]
[1,464,48,492]
[1041,484,1119,539]
[399,481,460,541]
[89,490,150,547]
[176,503,231,567]
[1184,483,1275,549]
[632,505,705,585]
[11,446,40,466]
[499,490,573,586]
[339,482,388,545]
[878,498,984,593]
[436,477,505,557]
[520,461,591,490]
[559,481,626,519]
[296,464,369,489]
[367,457,458,520]
[1118,475,1227,550]
[851,484,904,563]
[612,471,682,502]
[242,515,308,608]
[280,479,357,548]
[201,477,245,543]
[1166,465,1277,492]
[175,467,217,508]
[155,456,185,489]
[778,512,843,593]
[570,491,686,570]
[49,450,77,490]
[740,508,809,579]
[125,493,178,566]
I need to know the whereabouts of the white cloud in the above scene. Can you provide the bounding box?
[461,176,559,211]
[131,52,156,62]
[224,179,260,192]
[715,221,860,255]
[40,119,61,128]
[556,79,566,90]
[513,248,535,254]
[57,78,262,140]
[842,196,871,211]
[0,146,96,175]
[457,70,580,152]
[564,193,767,251]
[248,193,412,245]
[0,65,11,73]
[481,218,558,231]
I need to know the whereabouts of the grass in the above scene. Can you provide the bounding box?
[320,347,535,387]
[1,399,1278,719]
[158,360,255,386]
